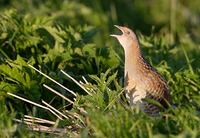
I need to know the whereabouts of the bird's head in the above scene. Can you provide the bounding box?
[111,25,137,48]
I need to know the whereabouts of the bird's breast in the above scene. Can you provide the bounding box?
[125,86,147,106]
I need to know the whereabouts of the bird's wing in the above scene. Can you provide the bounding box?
[137,58,170,101]
[136,60,170,106]
[142,70,171,109]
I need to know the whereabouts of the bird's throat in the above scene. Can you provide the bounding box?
[124,42,142,79]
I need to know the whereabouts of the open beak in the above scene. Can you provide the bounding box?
[110,25,124,38]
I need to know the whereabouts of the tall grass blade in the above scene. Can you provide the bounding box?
[182,46,194,74]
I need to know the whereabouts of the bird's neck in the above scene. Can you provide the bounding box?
[124,41,142,78]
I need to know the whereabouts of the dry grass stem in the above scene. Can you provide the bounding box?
[7,92,62,119]
[28,64,77,97]
[82,76,89,84]
[24,115,55,125]
[61,70,92,96]
[42,100,69,119]
[43,84,74,104]
[13,119,67,135]
[8,92,49,110]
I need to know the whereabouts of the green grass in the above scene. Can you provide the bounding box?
[0,0,200,137]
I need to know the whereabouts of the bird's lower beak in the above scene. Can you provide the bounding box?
[110,25,124,38]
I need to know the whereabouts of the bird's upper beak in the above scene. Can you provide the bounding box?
[110,25,124,38]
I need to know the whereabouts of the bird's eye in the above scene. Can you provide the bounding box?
[126,31,130,35]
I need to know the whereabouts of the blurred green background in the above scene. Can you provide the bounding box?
[1,0,200,71]
[0,0,200,137]
[1,0,200,42]
[3,1,200,57]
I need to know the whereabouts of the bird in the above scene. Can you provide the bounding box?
[111,25,171,115]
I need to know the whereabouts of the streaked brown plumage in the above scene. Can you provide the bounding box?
[111,25,171,115]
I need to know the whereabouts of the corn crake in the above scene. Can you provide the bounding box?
[111,25,171,116]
